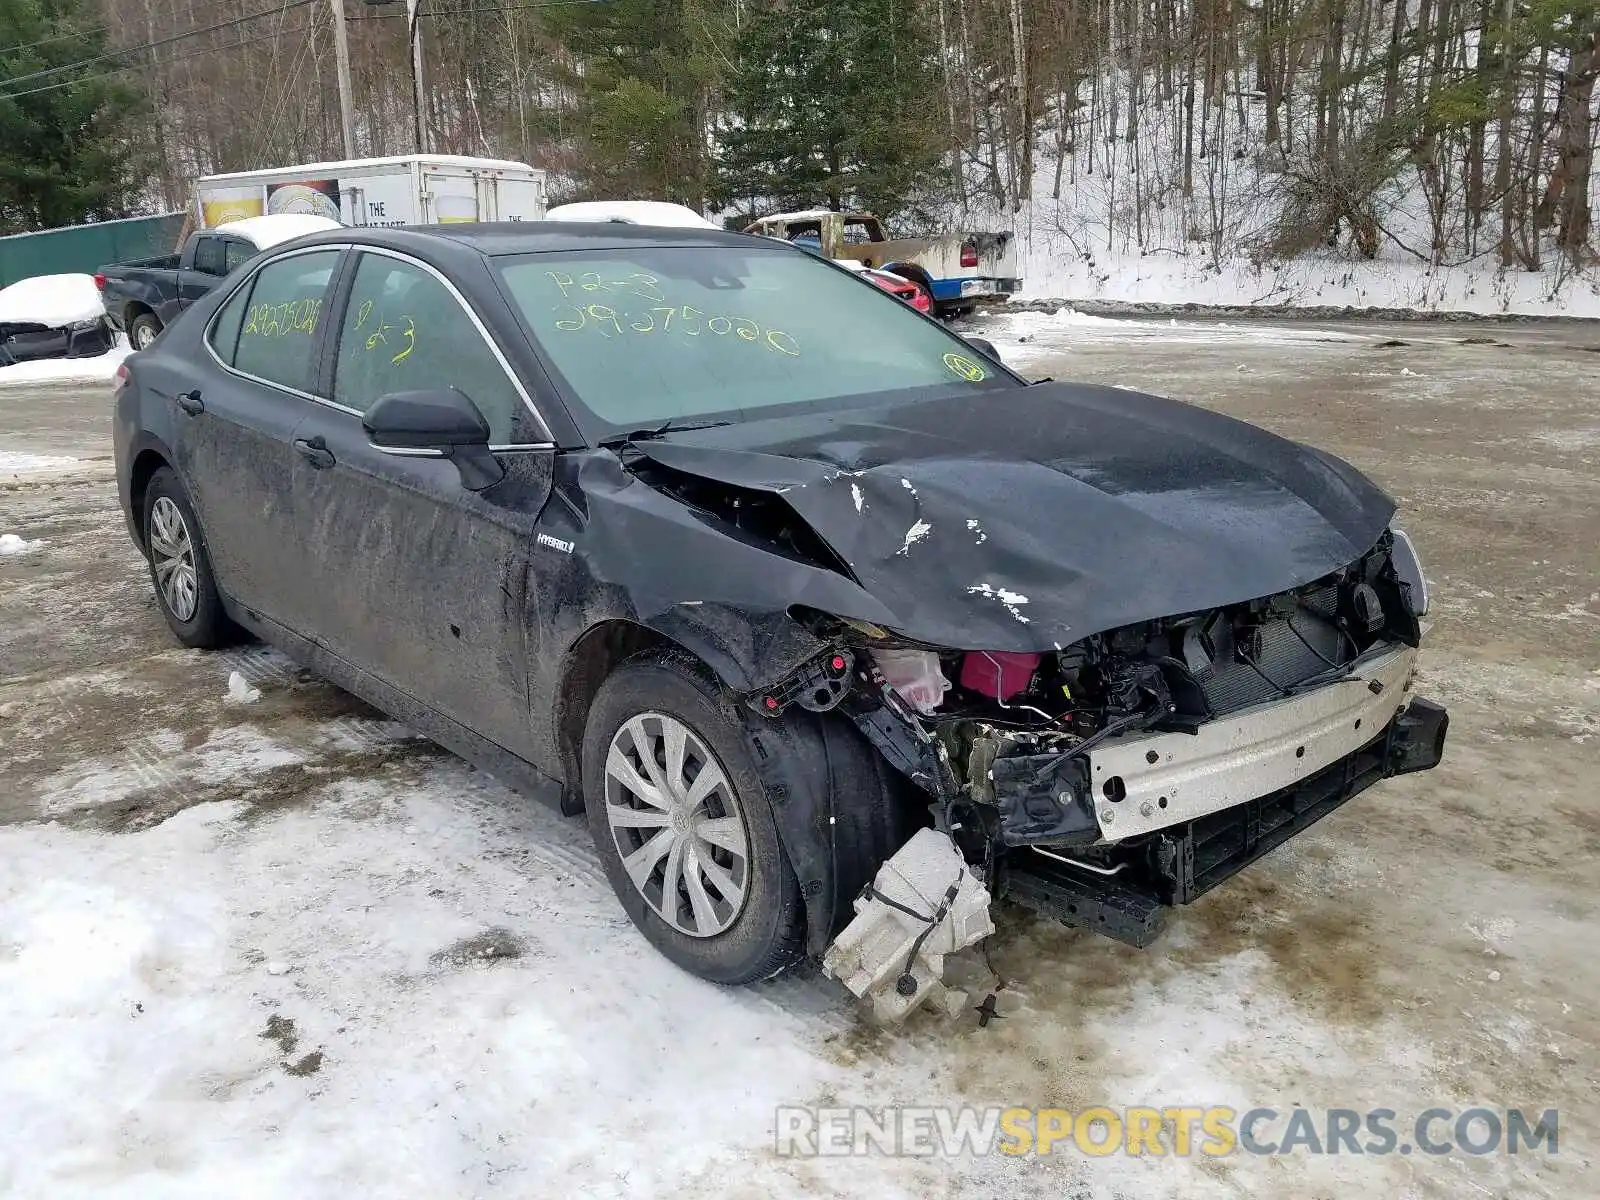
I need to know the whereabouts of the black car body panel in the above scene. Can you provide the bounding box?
[618,383,1397,651]
[114,222,1445,962]
[0,317,113,365]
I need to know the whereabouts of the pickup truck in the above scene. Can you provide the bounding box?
[743,209,1021,318]
[97,214,340,349]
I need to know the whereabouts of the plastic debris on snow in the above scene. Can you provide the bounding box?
[225,672,262,705]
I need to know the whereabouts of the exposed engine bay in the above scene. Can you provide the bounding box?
[761,531,1447,1014]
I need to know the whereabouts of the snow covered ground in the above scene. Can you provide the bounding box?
[0,340,129,389]
[2,346,1596,1198]
[979,305,1379,372]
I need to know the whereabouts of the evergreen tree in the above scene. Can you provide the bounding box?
[716,0,948,220]
[0,0,145,234]
[539,0,734,206]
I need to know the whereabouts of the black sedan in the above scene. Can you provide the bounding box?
[114,223,1447,985]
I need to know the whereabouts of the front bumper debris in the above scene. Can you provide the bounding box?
[994,645,1426,848]
[998,690,1450,947]
[823,828,995,1023]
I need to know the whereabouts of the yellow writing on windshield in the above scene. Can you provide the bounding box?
[546,270,666,304]
[542,270,798,356]
[942,351,988,382]
[551,301,799,357]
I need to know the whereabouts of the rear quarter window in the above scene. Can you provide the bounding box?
[207,280,251,366]
[228,250,341,393]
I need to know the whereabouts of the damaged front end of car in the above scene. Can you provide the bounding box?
[745,530,1447,1011]
[593,382,1451,1016]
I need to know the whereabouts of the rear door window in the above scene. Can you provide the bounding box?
[224,239,256,273]
[191,236,228,277]
[230,250,341,393]
[331,252,524,442]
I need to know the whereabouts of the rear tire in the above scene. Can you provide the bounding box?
[582,651,805,984]
[142,467,232,649]
[129,312,162,350]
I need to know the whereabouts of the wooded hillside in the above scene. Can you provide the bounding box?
[2,0,1595,270]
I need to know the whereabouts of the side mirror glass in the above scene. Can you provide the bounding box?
[364,387,504,490]
[964,335,1003,364]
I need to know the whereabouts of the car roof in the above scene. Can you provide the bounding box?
[282,221,769,258]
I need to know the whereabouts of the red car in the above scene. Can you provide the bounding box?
[864,267,932,314]
[835,258,932,314]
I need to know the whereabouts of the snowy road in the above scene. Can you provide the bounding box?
[2,319,1597,1198]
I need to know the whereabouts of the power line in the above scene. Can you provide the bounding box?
[0,0,247,61]
[349,0,612,19]
[0,22,110,61]
[0,19,317,102]
[0,0,317,94]
[0,0,613,104]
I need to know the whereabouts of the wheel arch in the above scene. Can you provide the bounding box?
[556,618,920,956]
[127,443,175,553]
[882,261,935,299]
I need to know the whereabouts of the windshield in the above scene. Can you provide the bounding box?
[494,245,1013,435]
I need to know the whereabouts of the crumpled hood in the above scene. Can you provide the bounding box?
[628,382,1395,651]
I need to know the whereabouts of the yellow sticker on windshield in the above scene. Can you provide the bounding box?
[943,352,988,382]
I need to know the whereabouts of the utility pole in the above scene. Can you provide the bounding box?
[329,0,358,158]
[407,0,428,153]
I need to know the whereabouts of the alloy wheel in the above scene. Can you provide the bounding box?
[148,496,199,622]
[603,712,751,938]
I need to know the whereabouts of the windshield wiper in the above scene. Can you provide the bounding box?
[598,418,734,449]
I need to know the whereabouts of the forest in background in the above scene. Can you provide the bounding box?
[1,0,1596,274]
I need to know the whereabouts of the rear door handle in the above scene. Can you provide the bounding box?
[176,389,204,416]
[294,436,336,470]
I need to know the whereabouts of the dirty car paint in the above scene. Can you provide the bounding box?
[620,382,1396,652]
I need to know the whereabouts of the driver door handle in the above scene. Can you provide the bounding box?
[176,389,204,416]
[294,435,336,470]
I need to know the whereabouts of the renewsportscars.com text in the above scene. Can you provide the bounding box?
[774,1105,1559,1158]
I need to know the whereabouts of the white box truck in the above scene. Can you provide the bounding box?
[194,154,546,230]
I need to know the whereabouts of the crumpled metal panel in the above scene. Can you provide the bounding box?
[624,381,1396,652]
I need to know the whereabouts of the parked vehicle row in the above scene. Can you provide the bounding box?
[96,215,342,350]
[743,208,1021,318]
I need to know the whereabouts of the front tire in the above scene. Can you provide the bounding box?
[582,651,805,984]
[142,467,232,648]
[129,312,162,350]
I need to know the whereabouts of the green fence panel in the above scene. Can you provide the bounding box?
[0,213,188,289]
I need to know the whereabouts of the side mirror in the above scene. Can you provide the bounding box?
[964,336,1003,364]
[364,387,504,490]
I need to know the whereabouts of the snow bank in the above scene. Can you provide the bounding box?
[0,340,129,388]
[1013,237,1600,319]
[0,273,104,327]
